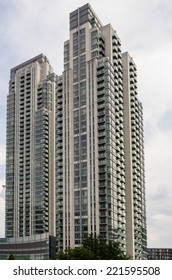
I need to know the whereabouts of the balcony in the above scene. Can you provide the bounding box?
[99,160,106,166]
[98,117,105,123]
[98,124,106,131]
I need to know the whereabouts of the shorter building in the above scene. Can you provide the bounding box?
[147,248,172,260]
[0,233,56,260]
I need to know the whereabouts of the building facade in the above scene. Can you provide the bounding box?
[147,248,172,260]
[56,3,147,259]
[0,233,56,260]
[122,52,147,258]
[4,3,147,260]
[6,54,56,238]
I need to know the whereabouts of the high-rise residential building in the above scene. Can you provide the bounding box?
[122,52,147,258]
[4,3,147,260]
[56,3,147,259]
[6,54,56,238]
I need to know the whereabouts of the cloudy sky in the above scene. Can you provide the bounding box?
[0,0,172,248]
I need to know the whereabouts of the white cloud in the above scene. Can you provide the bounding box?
[148,214,172,247]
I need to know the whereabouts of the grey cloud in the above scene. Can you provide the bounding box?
[149,183,172,201]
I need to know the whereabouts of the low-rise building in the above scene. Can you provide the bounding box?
[147,248,172,260]
[0,233,56,260]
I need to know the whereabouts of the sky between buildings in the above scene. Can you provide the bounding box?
[0,0,172,248]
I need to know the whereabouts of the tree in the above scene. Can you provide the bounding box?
[8,254,16,260]
[83,234,129,260]
[56,247,94,260]
[57,234,130,260]
[104,240,129,260]
[82,233,101,259]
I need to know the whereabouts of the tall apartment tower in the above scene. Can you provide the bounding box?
[122,52,147,258]
[56,4,147,259]
[6,54,56,238]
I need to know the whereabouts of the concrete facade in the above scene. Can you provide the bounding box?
[4,3,147,260]
[122,52,147,259]
[6,54,56,238]
[56,3,147,259]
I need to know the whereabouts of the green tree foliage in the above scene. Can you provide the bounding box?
[56,247,94,260]
[57,234,130,260]
[8,254,16,260]
[83,233,129,260]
